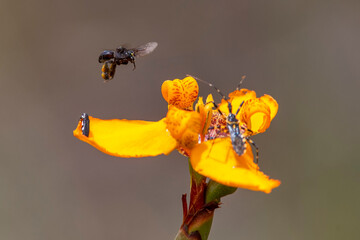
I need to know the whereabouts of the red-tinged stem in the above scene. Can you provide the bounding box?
[174,160,219,240]
[182,194,188,223]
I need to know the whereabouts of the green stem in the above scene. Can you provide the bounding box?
[189,159,205,186]
[205,180,237,204]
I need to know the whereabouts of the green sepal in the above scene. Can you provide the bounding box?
[189,159,206,186]
[205,180,237,204]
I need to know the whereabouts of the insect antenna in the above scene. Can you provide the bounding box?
[235,101,244,115]
[186,74,228,101]
[236,75,246,90]
[186,74,232,117]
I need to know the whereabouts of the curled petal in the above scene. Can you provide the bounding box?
[166,106,202,150]
[203,95,216,136]
[195,95,214,141]
[73,116,177,157]
[161,76,199,109]
[194,97,206,141]
[190,138,281,193]
[240,98,271,134]
[260,94,278,121]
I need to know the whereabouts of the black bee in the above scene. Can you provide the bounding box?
[98,42,158,81]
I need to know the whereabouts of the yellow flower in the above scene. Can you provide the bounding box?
[73,76,203,157]
[191,87,280,193]
[73,76,280,193]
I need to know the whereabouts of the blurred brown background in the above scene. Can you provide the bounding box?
[1,0,359,239]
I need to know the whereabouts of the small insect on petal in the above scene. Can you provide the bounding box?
[189,75,257,161]
[80,113,90,137]
[73,116,178,157]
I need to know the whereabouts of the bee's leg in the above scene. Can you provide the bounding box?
[131,59,136,70]
[129,54,136,70]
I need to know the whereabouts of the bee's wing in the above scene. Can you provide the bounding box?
[133,42,158,57]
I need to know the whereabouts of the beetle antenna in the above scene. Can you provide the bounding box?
[236,75,246,90]
[186,74,228,101]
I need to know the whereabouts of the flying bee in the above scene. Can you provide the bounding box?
[187,75,259,163]
[98,42,158,81]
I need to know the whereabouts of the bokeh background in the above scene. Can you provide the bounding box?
[1,1,359,239]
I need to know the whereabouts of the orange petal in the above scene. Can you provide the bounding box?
[218,99,230,114]
[205,94,214,104]
[240,99,271,134]
[228,89,257,101]
[73,116,177,157]
[260,94,278,121]
[218,89,257,114]
[166,106,202,150]
[194,96,204,114]
[190,138,280,193]
[202,96,216,138]
[195,95,215,141]
[161,76,199,109]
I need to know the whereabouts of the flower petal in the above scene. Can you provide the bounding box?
[240,98,271,134]
[161,76,199,109]
[195,95,214,141]
[218,89,257,114]
[166,106,202,150]
[73,116,177,157]
[190,138,280,193]
[260,94,278,121]
[228,89,257,102]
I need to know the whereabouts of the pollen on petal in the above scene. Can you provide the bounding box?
[73,116,177,157]
[190,138,281,193]
[161,76,199,109]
